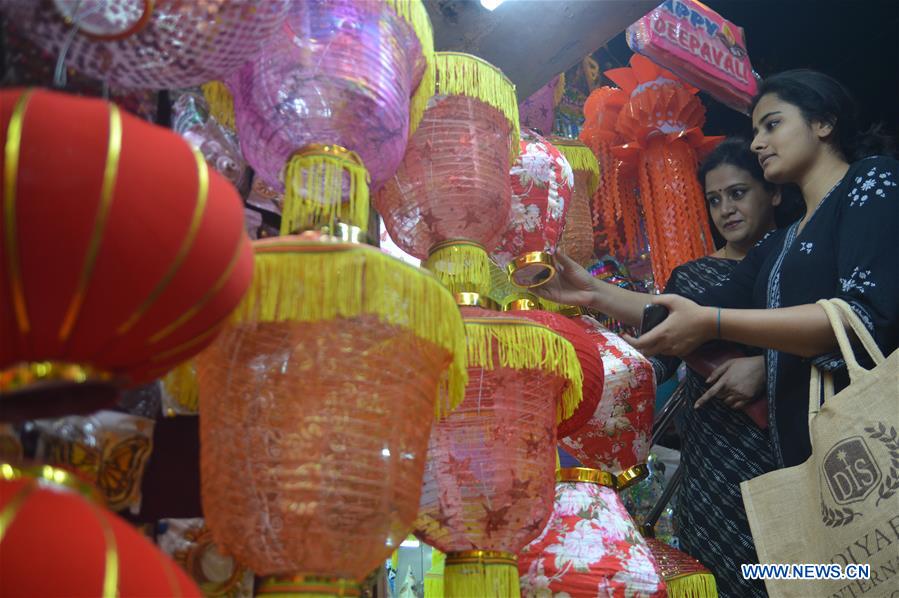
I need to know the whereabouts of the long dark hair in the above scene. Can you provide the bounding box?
[699,137,803,248]
[750,69,895,161]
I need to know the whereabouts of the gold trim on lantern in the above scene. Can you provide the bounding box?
[503,296,540,311]
[454,292,499,311]
[257,574,361,597]
[59,103,123,343]
[59,0,155,41]
[446,550,517,567]
[616,463,649,490]
[0,361,115,393]
[0,462,102,502]
[315,222,369,245]
[201,81,236,130]
[556,467,617,488]
[507,251,556,289]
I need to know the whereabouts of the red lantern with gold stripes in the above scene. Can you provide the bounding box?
[0,88,253,421]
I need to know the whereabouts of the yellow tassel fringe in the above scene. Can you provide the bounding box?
[665,573,719,598]
[160,360,199,414]
[434,52,520,164]
[282,150,371,235]
[201,81,235,131]
[235,240,469,417]
[552,138,601,196]
[424,241,492,295]
[425,548,446,598]
[444,561,519,598]
[463,317,583,423]
[385,0,436,135]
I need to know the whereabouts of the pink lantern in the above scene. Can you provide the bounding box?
[229,0,434,235]
[493,130,574,289]
[0,0,291,89]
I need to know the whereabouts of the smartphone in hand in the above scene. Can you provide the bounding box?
[640,303,669,336]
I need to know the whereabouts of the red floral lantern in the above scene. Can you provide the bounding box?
[493,130,574,289]
[551,138,600,266]
[0,463,201,597]
[0,88,252,421]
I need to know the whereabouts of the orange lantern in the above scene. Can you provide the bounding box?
[0,463,201,597]
[198,238,468,595]
[0,88,252,421]
[551,138,600,266]
[415,308,583,598]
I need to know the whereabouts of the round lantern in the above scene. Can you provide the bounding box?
[550,137,600,266]
[518,468,667,597]
[492,130,574,289]
[0,0,291,90]
[415,308,583,598]
[558,315,655,478]
[374,52,519,297]
[0,463,201,597]
[198,238,467,594]
[228,0,434,235]
[0,88,252,421]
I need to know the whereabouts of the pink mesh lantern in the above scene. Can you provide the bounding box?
[0,0,290,89]
[493,130,574,289]
[374,52,519,297]
[229,0,434,235]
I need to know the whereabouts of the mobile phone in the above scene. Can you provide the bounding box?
[640,304,670,336]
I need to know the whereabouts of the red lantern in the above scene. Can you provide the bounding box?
[0,89,253,421]
[0,463,201,597]
[493,130,574,289]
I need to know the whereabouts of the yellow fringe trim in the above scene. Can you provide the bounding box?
[282,150,371,235]
[160,360,198,414]
[665,573,719,598]
[385,0,435,135]
[444,561,519,598]
[235,240,468,417]
[485,260,519,308]
[201,81,235,131]
[434,52,520,164]
[425,548,445,598]
[552,138,600,196]
[423,241,492,295]
[554,72,566,106]
[463,317,583,423]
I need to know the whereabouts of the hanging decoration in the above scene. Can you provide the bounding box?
[551,137,600,266]
[518,73,564,136]
[0,89,252,422]
[375,52,518,297]
[643,537,719,598]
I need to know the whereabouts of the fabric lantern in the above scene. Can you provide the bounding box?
[198,238,468,595]
[0,0,290,90]
[0,88,252,422]
[550,137,600,266]
[227,0,435,235]
[375,52,519,297]
[0,463,201,596]
[493,130,574,289]
[558,316,655,478]
[606,54,723,288]
[518,74,564,136]
[643,538,719,598]
[518,468,667,597]
[415,309,584,598]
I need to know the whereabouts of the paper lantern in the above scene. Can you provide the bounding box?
[518,468,667,597]
[493,130,574,289]
[551,138,600,266]
[198,238,467,594]
[229,0,434,235]
[415,309,583,598]
[0,88,252,421]
[518,74,564,136]
[0,463,201,597]
[375,52,518,296]
[644,538,718,598]
[0,0,290,90]
[606,54,723,288]
[558,316,655,476]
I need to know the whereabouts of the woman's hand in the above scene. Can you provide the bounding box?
[531,251,599,307]
[623,294,716,357]
[694,355,766,410]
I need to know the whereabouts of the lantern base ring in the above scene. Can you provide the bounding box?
[445,550,517,567]
[454,292,499,311]
[314,222,370,245]
[0,462,102,502]
[507,251,556,289]
[256,574,361,597]
[503,296,540,311]
[0,361,119,422]
[556,467,618,489]
[616,462,649,490]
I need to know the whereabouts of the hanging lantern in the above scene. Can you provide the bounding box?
[518,468,667,597]
[228,0,435,235]
[606,54,723,288]
[198,238,468,595]
[0,89,252,421]
[550,137,600,266]
[0,0,291,90]
[644,538,719,598]
[415,309,583,598]
[0,463,201,596]
[374,52,519,297]
[558,316,655,479]
[493,130,574,289]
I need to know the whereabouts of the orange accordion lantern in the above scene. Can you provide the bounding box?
[375,52,519,296]
[198,238,468,596]
[415,308,583,598]
[0,88,252,421]
[492,130,574,289]
[551,138,600,266]
[0,463,201,597]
